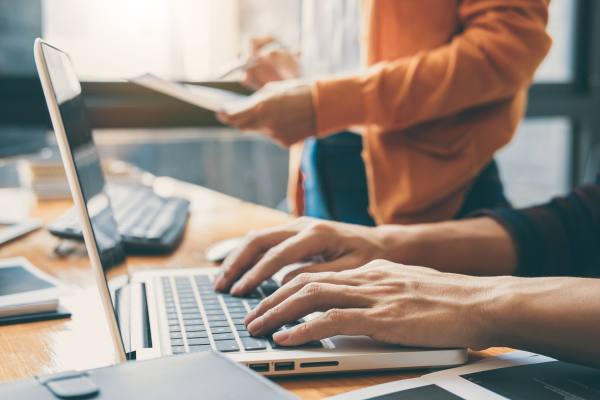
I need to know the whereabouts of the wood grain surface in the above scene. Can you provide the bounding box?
[0,179,508,399]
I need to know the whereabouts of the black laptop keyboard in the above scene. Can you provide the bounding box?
[49,184,189,252]
[161,275,323,354]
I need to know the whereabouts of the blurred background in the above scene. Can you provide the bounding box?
[1,0,599,209]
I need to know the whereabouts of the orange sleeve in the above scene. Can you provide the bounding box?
[312,0,552,137]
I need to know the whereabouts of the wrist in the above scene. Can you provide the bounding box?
[372,224,422,264]
[473,276,528,349]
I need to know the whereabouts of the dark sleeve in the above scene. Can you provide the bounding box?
[470,176,600,278]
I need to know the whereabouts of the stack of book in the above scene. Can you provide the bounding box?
[19,148,151,200]
[19,149,69,199]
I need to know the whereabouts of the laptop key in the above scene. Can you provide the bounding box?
[236,331,252,338]
[223,297,243,303]
[183,317,204,324]
[189,344,212,353]
[246,290,262,299]
[182,312,201,319]
[202,304,221,310]
[180,304,200,310]
[207,315,228,322]
[209,320,231,328]
[184,325,206,333]
[186,331,209,339]
[241,337,268,351]
[215,340,239,352]
[225,307,247,314]
[210,326,232,334]
[204,309,225,316]
[187,338,211,346]
[170,339,185,346]
[170,332,183,339]
[171,346,186,354]
[259,279,279,296]
[212,333,235,341]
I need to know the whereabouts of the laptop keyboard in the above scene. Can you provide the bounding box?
[161,275,323,354]
[50,184,189,243]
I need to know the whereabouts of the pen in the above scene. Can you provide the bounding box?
[216,40,287,80]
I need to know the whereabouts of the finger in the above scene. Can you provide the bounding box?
[280,256,359,284]
[214,228,295,292]
[243,64,280,88]
[230,229,334,295]
[273,309,371,346]
[216,218,315,290]
[246,284,372,336]
[251,35,276,54]
[244,270,360,324]
[219,106,260,129]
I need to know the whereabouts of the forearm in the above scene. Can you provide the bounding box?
[312,1,550,135]
[485,277,600,368]
[376,217,517,276]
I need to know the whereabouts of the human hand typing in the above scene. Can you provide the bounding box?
[213,218,391,296]
[244,260,498,349]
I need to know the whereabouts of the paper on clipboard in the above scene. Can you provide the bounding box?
[130,73,250,113]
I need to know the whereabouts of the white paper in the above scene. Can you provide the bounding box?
[130,73,249,113]
[327,351,555,400]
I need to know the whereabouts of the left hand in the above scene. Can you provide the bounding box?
[213,217,392,296]
[216,82,316,148]
[244,260,498,349]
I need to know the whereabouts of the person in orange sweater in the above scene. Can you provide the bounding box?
[218,0,552,225]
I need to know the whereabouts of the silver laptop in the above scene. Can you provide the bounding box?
[34,39,467,376]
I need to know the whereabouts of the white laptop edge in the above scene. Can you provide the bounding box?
[34,38,128,364]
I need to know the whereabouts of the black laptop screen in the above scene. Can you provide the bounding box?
[40,43,126,281]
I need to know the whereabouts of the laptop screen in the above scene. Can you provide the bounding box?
[38,42,128,353]
[40,42,125,269]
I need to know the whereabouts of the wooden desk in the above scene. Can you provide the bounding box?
[0,179,507,399]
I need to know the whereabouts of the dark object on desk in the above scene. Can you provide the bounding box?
[0,351,296,399]
[462,360,600,400]
[48,184,190,254]
[0,305,71,325]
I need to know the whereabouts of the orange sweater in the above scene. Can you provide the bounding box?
[288,0,551,224]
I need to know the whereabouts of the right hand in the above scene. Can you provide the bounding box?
[242,36,300,90]
[213,217,392,296]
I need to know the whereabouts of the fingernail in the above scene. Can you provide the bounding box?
[231,280,245,296]
[244,309,257,325]
[273,330,289,344]
[247,316,264,335]
[213,276,224,290]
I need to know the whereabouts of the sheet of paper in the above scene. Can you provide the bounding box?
[326,351,596,400]
[130,73,250,113]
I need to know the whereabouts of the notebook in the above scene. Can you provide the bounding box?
[130,73,250,113]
